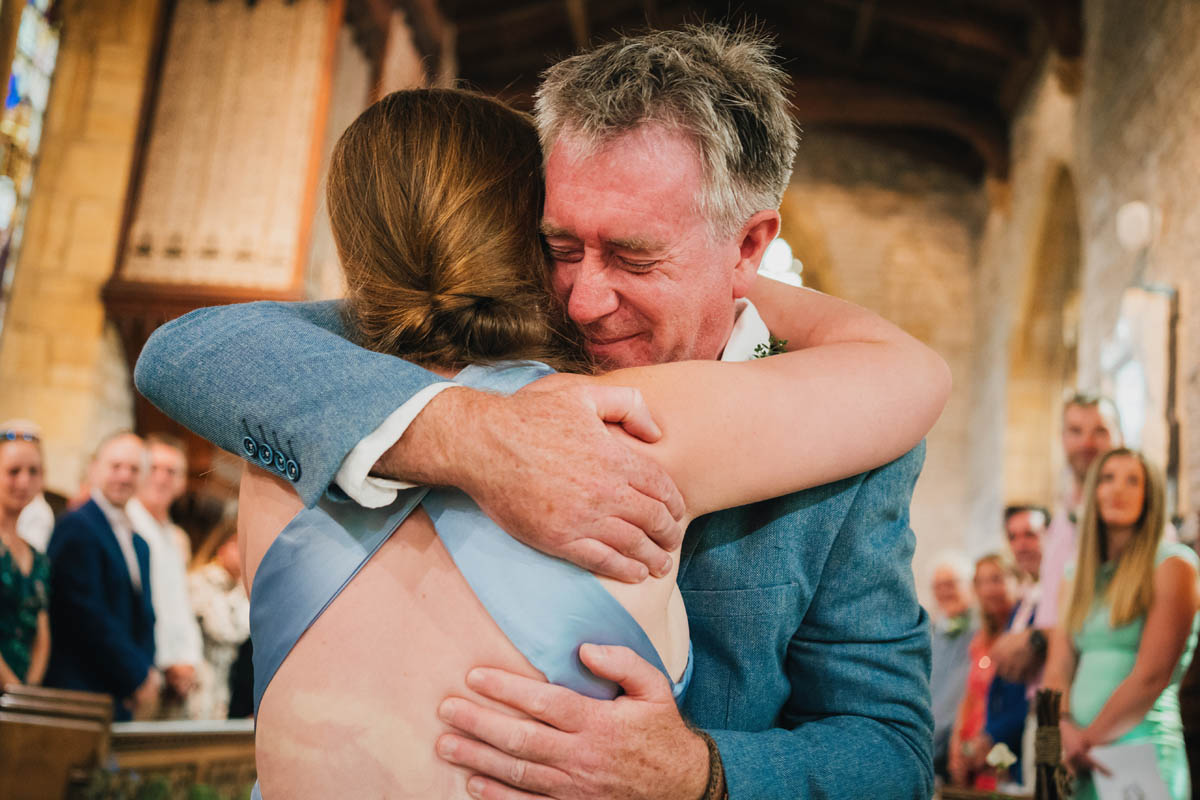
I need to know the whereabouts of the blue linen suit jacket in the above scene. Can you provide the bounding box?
[45,499,156,721]
[135,300,934,799]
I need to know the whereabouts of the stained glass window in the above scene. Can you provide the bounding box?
[0,0,61,333]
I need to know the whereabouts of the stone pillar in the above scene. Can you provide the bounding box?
[0,0,163,494]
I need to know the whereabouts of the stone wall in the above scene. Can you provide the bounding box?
[1076,0,1199,515]
[0,0,161,494]
[783,130,985,590]
[966,0,1200,567]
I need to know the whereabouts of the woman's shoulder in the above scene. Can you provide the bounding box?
[1156,540,1199,571]
[455,360,557,394]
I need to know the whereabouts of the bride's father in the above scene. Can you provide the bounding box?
[136,24,935,799]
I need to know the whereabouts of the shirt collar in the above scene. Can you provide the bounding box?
[719,299,770,363]
[91,488,131,531]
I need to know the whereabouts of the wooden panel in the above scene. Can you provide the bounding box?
[118,0,329,292]
[0,685,112,800]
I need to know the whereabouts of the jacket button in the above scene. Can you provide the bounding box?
[274,452,286,472]
[286,460,301,482]
[242,437,257,458]
[257,442,274,466]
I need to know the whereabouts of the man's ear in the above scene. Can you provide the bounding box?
[732,210,781,298]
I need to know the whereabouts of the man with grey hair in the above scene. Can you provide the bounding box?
[137,24,934,799]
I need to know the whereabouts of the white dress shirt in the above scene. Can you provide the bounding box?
[127,497,204,668]
[17,493,54,552]
[91,489,143,592]
[335,297,772,507]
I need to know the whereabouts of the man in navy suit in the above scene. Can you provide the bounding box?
[45,432,159,721]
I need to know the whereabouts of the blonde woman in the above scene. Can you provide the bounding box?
[1044,448,1200,799]
[0,424,50,687]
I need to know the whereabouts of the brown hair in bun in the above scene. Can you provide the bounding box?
[327,89,588,371]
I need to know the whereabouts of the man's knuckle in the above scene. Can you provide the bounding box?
[507,724,530,755]
[507,757,528,785]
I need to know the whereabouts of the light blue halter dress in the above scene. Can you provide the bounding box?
[248,361,692,799]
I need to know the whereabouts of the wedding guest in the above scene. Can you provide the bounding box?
[930,552,976,782]
[949,553,1020,790]
[45,432,159,720]
[1034,394,1123,641]
[980,505,1049,786]
[0,424,50,687]
[1045,449,1199,800]
[127,433,203,716]
[187,519,249,720]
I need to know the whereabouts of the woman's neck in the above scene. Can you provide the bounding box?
[984,607,1010,635]
[1106,525,1135,562]
[0,511,20,545]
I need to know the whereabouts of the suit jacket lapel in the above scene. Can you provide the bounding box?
[80,499,139,597]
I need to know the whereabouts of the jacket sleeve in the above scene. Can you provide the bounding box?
[707,444,934,800]
[133,300,445,506]
[48,521,154,698]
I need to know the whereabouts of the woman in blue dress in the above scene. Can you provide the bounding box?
[1045,448,1199,799]
[237,89,951,798]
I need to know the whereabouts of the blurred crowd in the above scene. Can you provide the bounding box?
[0,423,251,722]
[929,394,1197,798]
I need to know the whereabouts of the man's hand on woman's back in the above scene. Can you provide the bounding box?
[376,377,686,583]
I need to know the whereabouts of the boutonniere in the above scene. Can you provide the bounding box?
[753,336,788,358]
[944,613,970,637]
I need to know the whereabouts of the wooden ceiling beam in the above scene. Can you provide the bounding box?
[790,78,1010,178]
[1030,0,1083,58]
[819,0,1027,60]
[564,0,589,49]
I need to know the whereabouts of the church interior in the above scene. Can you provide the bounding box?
[0,0,1197,797]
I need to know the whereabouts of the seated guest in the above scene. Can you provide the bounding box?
[45,432,159,720]
[929,552,976,782]
[187,519,249,720]
[126,433,203,716]
[0,423,50,686]
[949,553,1020,789]
[1045,449,1199,800]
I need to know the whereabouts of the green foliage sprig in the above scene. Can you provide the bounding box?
[752,336,789,358]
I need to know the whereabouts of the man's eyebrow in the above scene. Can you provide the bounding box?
[539,223,575,239]
[606,236,666,252]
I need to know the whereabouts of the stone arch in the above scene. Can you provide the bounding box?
[1004,165,1082,506]
[777,189,838,296]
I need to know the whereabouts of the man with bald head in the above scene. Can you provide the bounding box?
[45,432,160,720]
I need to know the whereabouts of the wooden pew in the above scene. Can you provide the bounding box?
[0,684,112,800]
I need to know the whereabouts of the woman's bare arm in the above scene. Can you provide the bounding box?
[584,281,951,517]
[24,611,49,685]
[1080,557,1198,744]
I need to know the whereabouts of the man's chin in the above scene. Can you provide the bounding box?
[585,336,654,370]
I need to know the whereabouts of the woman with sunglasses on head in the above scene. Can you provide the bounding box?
[0,421,50,687]
[1044,448,1200,799]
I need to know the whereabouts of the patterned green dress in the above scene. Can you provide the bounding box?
[0,539,50,681]
[1070,541,1200,800]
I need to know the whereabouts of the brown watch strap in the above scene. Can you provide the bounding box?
[695,730,729,800]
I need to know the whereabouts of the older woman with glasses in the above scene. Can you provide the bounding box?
[0,421,50,687]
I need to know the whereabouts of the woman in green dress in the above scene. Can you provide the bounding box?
[1045,448,1199,799]
[0,425,50,687]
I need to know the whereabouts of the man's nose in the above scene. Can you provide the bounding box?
[564,257,620,326]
